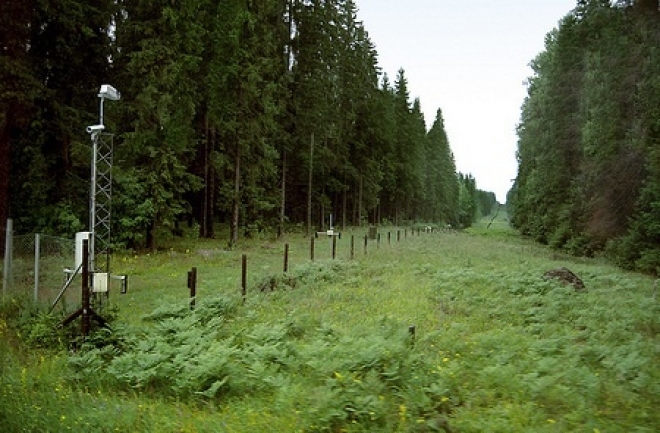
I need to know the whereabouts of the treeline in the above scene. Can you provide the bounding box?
[0,0,496,250]
[509,0,660,274]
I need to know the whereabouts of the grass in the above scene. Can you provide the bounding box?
[1,215,659,432]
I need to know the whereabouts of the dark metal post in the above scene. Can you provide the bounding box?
[241,254,247,303]
[283,243,289,273]
[81,239,90,338]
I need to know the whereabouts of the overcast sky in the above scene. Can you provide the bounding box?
[356,0,577,202]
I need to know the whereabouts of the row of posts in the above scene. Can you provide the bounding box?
[186,227,439,306]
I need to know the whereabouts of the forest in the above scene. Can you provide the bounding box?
[509,0,660,275]
[0,0,497,251]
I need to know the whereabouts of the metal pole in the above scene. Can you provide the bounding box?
[34,234,40,302]
[99,96,105,127]
[81,239,90,338]
[283,243,289,273]
[3,218,12,296]
[241,254,247,303]
[89,133,98,274]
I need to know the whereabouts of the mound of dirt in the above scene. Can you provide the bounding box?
[542,267,586,291]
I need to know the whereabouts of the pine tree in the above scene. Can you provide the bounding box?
[3,0,115,237]
[113,0,205,249]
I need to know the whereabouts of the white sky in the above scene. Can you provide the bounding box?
[356,0,577,202]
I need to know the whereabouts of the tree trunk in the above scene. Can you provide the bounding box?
[206,126,216,238]
[306,133,314,237]
[0,108,10,256]
[342,177,347,231]
[230,140,241,248]
[358,176,363,227]
[279,148,286,238]
[200,113,209,238]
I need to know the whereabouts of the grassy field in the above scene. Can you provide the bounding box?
[1,215,659,432]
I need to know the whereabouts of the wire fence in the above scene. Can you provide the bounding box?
[2,228,80,308]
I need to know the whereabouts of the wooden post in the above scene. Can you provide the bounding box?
[241,254,247,303]
[377,233,381,249]
[350,235,354,260]
[388,232,391,245]
[310,236,315,261]
[188,267,197,310]
[364,235,368,255]
[332,235,337,259]
[397,230,401,242]
[283,243,289,273]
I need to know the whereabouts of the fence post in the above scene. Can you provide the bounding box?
[310,236,315,261]
[283,243,289,273]
[350,235,354,260]
[241,254,247,303]
[332,235,337,259]
[3,218,12,296]
[34,234,40,302]
[188,267,197,310]
[364,235,368,255]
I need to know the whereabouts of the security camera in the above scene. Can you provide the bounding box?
[86,124,105,134]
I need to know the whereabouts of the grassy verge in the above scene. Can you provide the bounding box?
[1,219,658,432]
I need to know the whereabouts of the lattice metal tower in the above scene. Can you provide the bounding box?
[87,85,120,275]
[90,131,113,273]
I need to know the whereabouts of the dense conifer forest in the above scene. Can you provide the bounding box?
[3,0,658,276]
[0,0,496,251]
[509,0,660,274]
